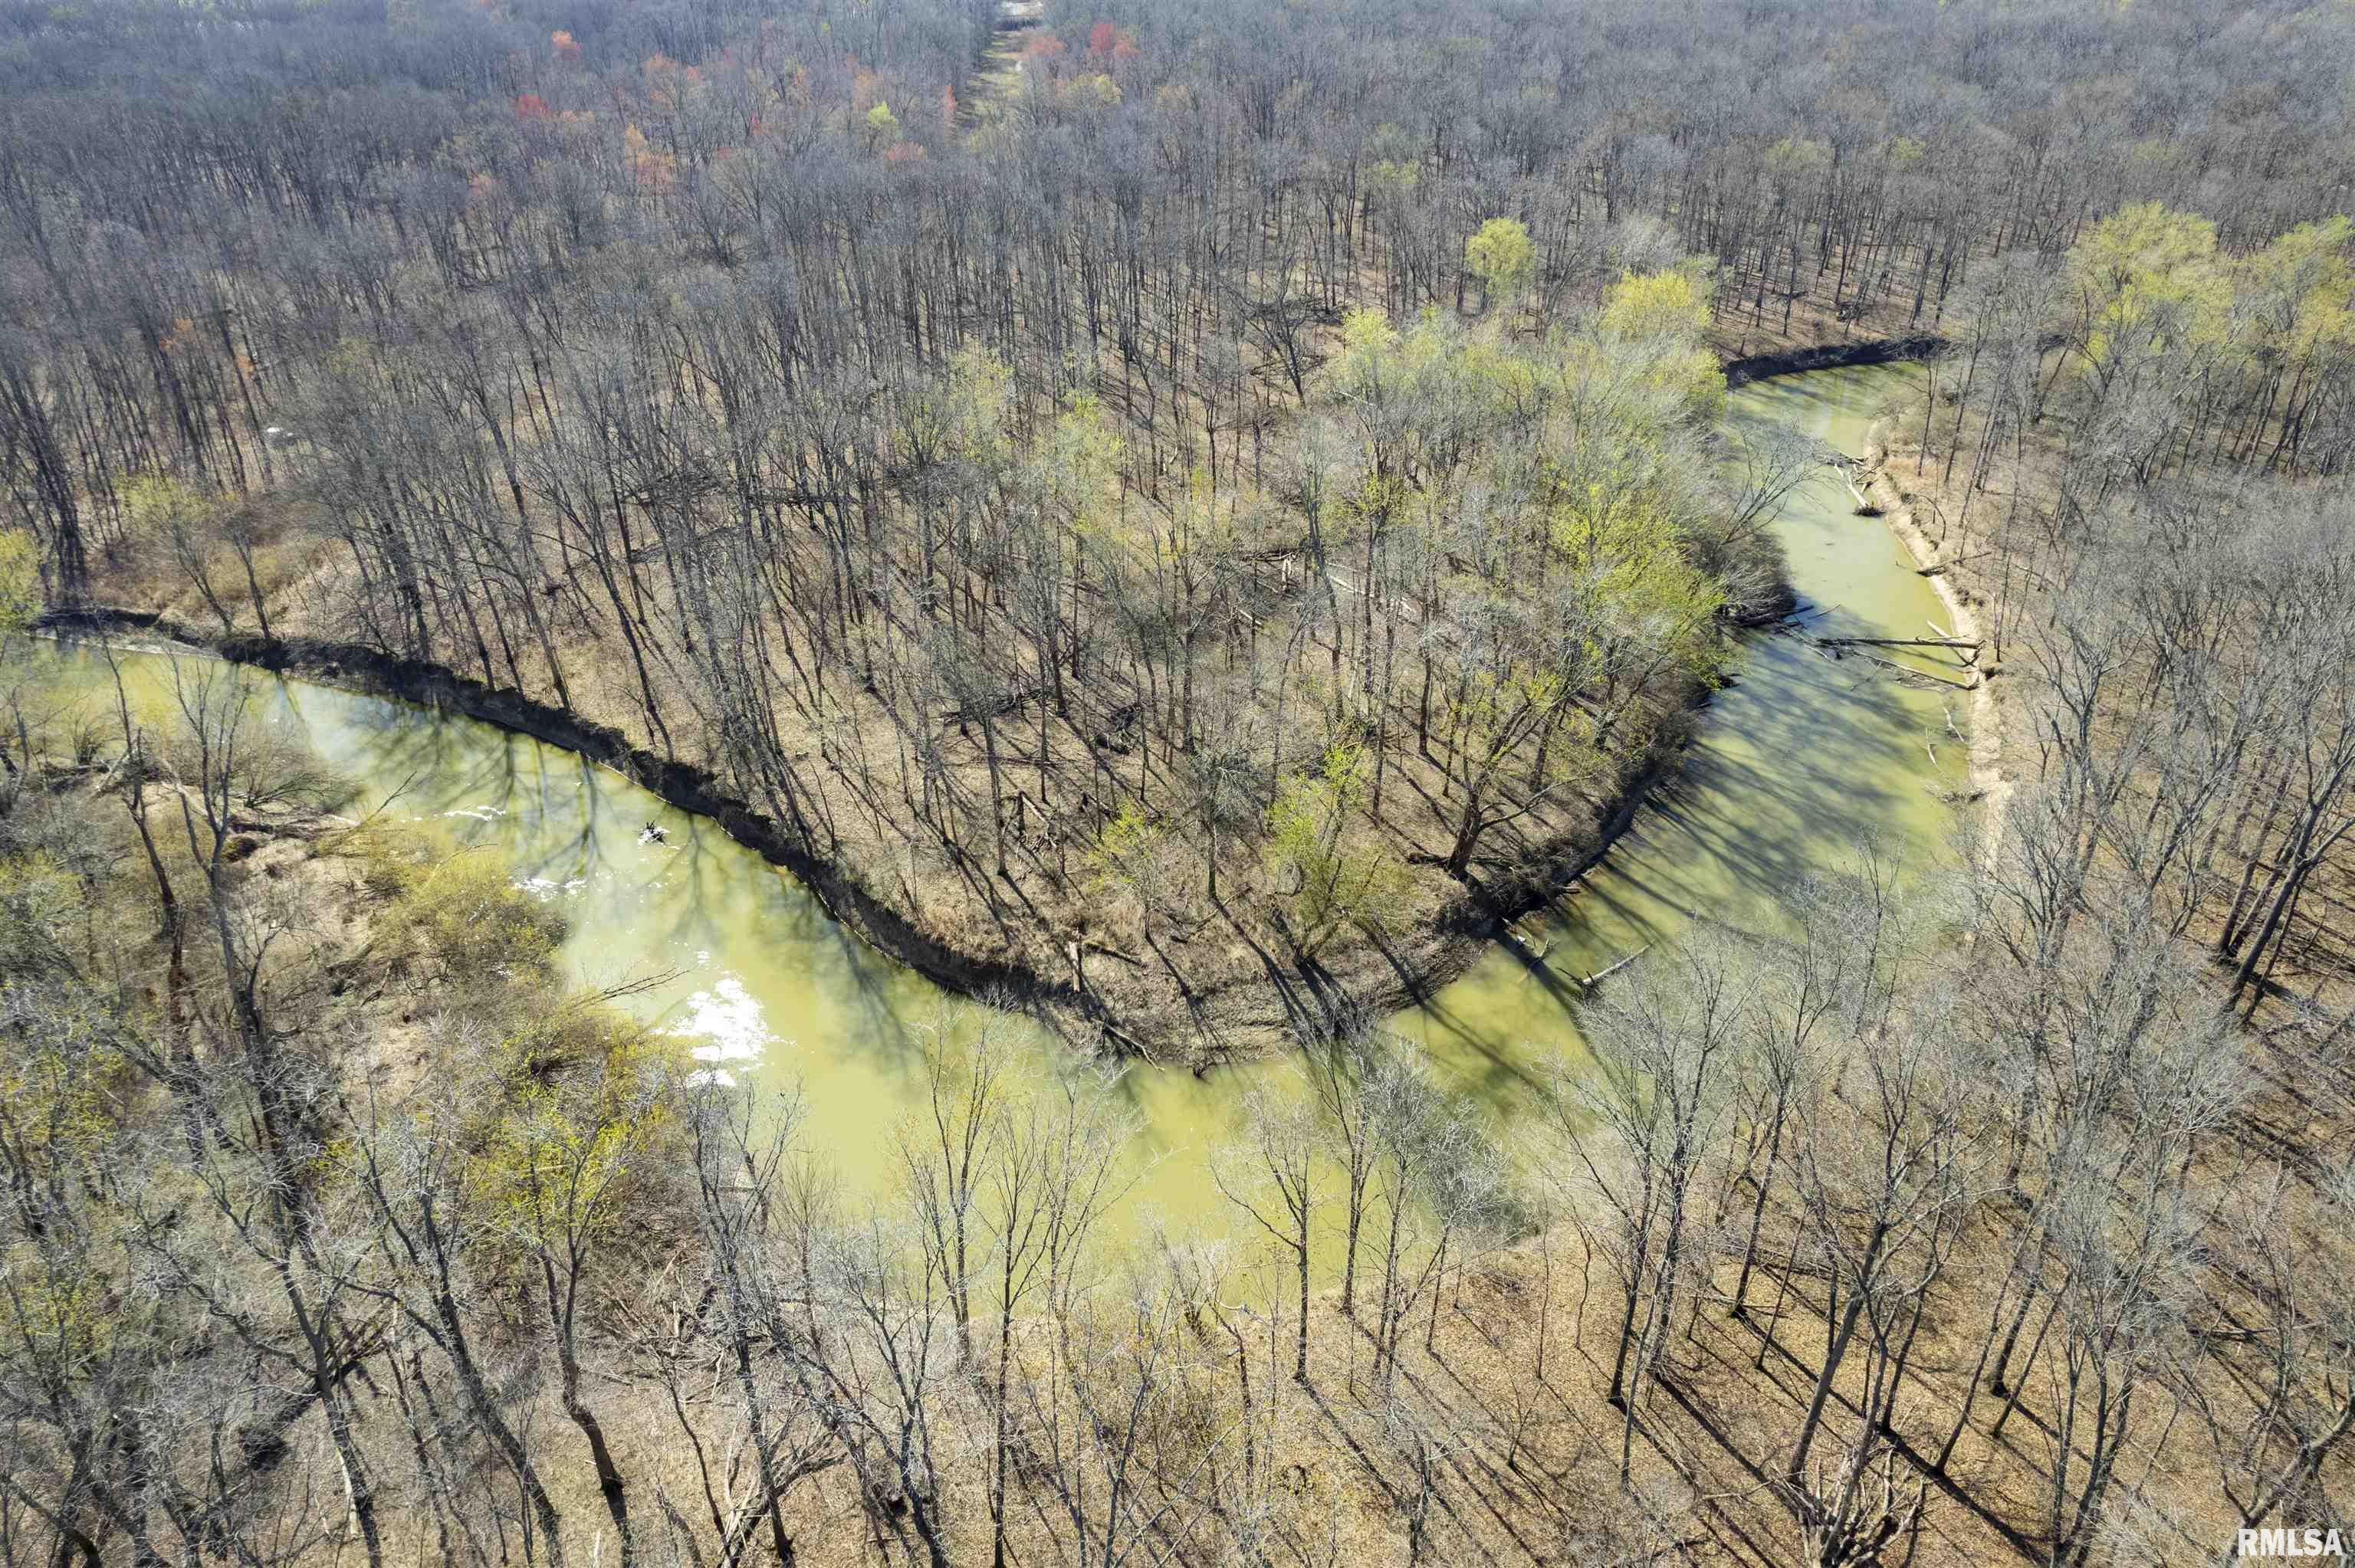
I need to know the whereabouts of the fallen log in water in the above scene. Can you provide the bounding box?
[1918,549,1997,577]
[1580,946,1649,989]
[1767,602,1834,636]
[1827,647,1980,689]
[1815,636,1979,651]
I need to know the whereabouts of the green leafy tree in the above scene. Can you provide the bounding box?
[1465,216,1535,310]
[2067,202,2230,389]
[1262,741,1408,955]
[1595,268,1726,419]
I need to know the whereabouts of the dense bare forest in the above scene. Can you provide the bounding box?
[7,0,2355,1561]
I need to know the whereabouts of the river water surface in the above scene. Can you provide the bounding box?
[1394,366,1971,1094]
[32,363,1965,1273]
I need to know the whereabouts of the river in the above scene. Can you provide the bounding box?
[25,362,1966,1272]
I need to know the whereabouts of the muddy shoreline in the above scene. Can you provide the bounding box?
[36,336,1946,1061]
[1854,427,2012,845]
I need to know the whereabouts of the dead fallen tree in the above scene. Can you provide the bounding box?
[1579,945,1649,989]
[1814,644,1982,689]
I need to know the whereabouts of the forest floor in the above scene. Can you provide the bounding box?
[5,748,488,1091]
[332,1135,2315,1568]
[63,320,1952,1067]
[52,552,1654,1066]
[1707,255,1954,366]
[54,235,1968,1067]
[1862,362,2355,1025]
[44,323,2355,1568]
[26,713,2340,1568]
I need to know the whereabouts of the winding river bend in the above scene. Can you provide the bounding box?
[34,362,1965,1267]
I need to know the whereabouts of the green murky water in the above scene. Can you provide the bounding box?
[22,363,1963,1271]
[1394,364,1970,1091]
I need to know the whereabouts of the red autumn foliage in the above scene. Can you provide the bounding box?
[514,93,554,122]
[1022,31,1067,77]
[550,28,580,62]
[1089,21,1118,54]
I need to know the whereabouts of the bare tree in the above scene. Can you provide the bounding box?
[1214,1087,1322,1384]
[2189,1166,2355,1560]
[1552,929,1751,1477]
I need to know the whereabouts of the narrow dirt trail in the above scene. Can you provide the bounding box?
[958,0,1040,127]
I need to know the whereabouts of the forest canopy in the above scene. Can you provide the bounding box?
[7,0,2355,1561]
